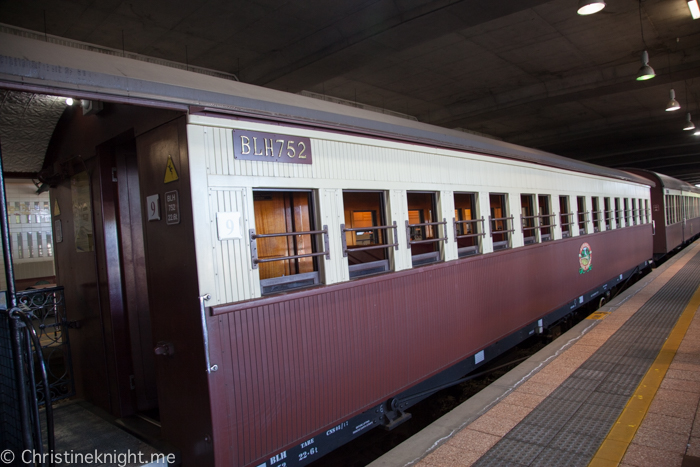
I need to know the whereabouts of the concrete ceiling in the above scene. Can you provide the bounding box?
[1,0,700,182]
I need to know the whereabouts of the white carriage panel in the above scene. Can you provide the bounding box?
[187,125,220,301]
[320,188,347,285]
[207,187,255,304]
[211,127,225,176]
[478,191,493,253]
[441,190,458,261]
[508,190,525,248]
[389,189,411,272]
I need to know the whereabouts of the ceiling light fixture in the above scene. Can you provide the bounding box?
[666,89,681,111]
[578,0,606,15]
[636,51,656,80]
[684,113,696,131]
[636,1,656,81]
[689,0,700,19]
[65,97,74,106]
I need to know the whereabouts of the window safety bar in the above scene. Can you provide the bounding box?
[341,221,399,257]
[406,218,448,248]
[249,225,330,269]
[453,216,486,241]
[488,215,515,237]
[536,213,557,230]
[559,212,575,227]
[520,214,538,235]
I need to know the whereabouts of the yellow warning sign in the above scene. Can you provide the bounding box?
[586,311,611,320]
[53,199,61,216]
[164,155,179,184]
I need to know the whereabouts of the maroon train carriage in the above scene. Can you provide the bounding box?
[0,31,660,467]
[624,169,700,260]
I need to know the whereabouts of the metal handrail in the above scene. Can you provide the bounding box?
[6,307,55,466]
[453,216,486,240]
[489,215,515,236]
[341,221,399,257]
[199,294,217,374]
[249,225,330,269]
[406,219,448,248]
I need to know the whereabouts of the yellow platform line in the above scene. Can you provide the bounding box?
[587,282,700,467]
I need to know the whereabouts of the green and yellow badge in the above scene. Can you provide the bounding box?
[579,242,592,274]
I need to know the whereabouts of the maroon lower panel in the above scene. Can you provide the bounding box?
[667,223,684,252]
[207,225,652,467]
[687,218,700,242]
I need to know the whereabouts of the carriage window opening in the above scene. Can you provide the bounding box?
[342,191,394,279]
[538,195,553,241]
[677,195,683,223]
[644,199,649,224]
[624,199,631,226]
[614,198,622,229]
[604,197,612,230]
[665,195,670,225]
[577,196,587,235]
[521,195,537,244]
[559,196,572,238]
[454,192,483,257]
[252,190,323,295]
[407,192,443,267]
[591,197,601,232]
[490,193,512,251]
[631,199,638,225]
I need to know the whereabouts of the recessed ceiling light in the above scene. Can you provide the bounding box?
[65,98,74,106]
[578,0,606,15]
[689,0,700,19]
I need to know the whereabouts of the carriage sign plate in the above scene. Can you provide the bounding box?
[233,130,312,165]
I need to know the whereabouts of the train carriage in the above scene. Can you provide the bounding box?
[0,31,659,467]
[625,169,700,259]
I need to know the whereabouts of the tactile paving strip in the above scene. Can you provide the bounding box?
[472,252,700,466]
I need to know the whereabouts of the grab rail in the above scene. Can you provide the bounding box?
[199,294,217,374]
[341,221,398,257]
[249,226,330,269]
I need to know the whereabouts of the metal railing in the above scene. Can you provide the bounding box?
[2,306,56,466]
[341,221,398,257]
[453,217,486,241]
[489,215,515,236]
[406,219,448,248]
[250,226,330,268]
[16,287,75,406]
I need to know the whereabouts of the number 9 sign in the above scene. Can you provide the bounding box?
[146,194,161,221]
[217,212,242,240]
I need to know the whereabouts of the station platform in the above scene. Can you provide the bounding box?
[369,241,700,467]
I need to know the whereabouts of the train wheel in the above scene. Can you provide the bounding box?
[597,296,607,309]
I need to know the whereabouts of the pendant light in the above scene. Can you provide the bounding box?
[684,113,696,131]
[578,0,606,15]
[666,89,681,111]
[636,1,656,81]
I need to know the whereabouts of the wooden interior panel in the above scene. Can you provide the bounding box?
[454,193,476,248]
[254,191,314,280]
[490,194,507,243]
[407,192,437,255]
[343,191,386,264]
